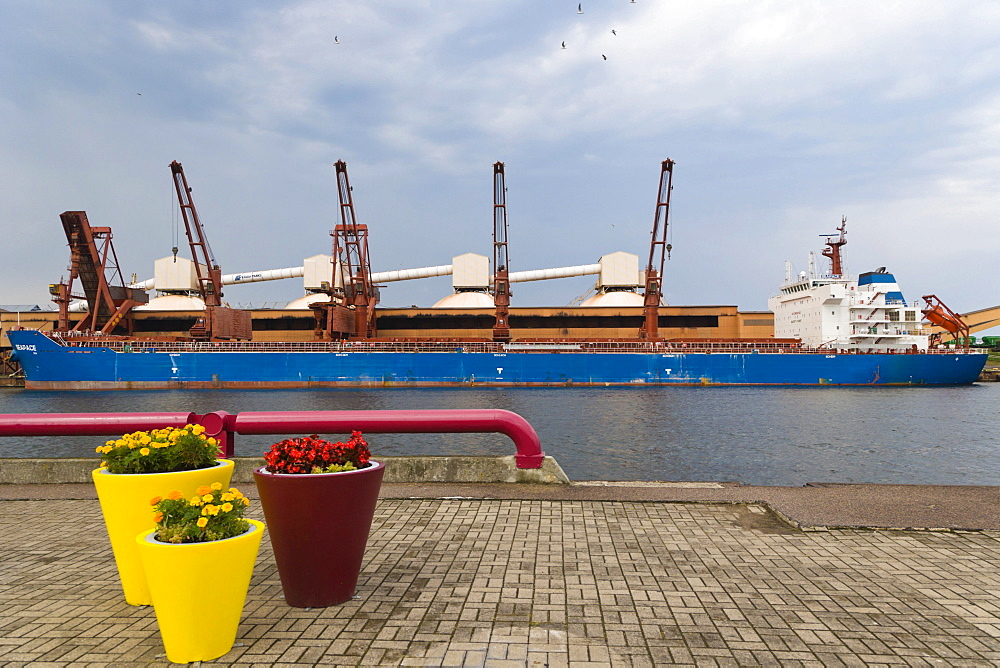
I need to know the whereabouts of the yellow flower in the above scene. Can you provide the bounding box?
[94,446,104,454]
[210,482,223,491]
[189,496,203,506]
[202,494,213,503]
[207,437,218,446]
[197,517,208,528]
[242,497,251,506]
[115,439,125,447]
[221,492,234,502]
[192,424,206,435]
[228,487,240,495]
[139,447,150,456]
[221,502,234,513]
[105,440,115,447]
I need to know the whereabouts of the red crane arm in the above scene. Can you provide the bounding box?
[639,159,675,340]
[922,294,971,347]
[170,160,223,307]
[492,161,511,342]
[332,160,377,338]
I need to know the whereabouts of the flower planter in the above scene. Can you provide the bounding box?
[92,459,234,605]
[136,519,264,664]
[253,460,385,607]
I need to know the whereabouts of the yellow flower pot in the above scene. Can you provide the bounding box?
[136,520,265,664]
[92,459,234,605]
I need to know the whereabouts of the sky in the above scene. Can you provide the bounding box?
[2,1,998,332]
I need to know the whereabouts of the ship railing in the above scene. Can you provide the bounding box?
[41,332,983,355]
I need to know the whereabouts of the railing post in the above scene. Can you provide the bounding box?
[192,410,236,459]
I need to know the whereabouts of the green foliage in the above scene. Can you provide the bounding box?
[150,484,252,544]
[96,424,219,474]
[310,462,357,474]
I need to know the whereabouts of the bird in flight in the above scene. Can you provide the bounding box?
[611,29,617,35]
[561,41,566,49]
[334,35,341,44]
[577,4,583,14]
[602,54,607,60]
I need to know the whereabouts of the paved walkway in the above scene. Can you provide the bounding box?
[2,487,999,666]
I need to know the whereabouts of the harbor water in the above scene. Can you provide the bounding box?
[1,384,998,486]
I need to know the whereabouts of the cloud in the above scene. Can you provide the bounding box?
[1,0,999,322]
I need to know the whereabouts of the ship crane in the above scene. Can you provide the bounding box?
[492,161,511,341]
[169,160,252,341]
[312,160,378,339]
[51,211,148,334]
[639,159,675,340]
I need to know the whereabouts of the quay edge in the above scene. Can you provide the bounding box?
[0,455,571,486]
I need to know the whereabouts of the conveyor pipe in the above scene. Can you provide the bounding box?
[509,264,601,283]
[370,265,453,283]
[223,267,305,285]
[130,261,603,291]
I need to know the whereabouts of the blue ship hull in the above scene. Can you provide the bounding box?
[7,330,987,389]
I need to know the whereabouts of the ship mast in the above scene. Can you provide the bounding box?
[492,161,511,342]
[821,217,847,277]
[639,159,675,340]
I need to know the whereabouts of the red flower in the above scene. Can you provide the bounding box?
[263,432,372,474]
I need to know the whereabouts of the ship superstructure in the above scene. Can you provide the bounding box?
[769,221,927,352]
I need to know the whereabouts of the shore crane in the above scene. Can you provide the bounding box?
[922,295,972,348]
[169,160,252,340]
[639,159,675,340]
[312,160,378,339]
[50,211,148,335]
[492,161,511,341]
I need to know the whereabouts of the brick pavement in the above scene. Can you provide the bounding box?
[2,497,999,666]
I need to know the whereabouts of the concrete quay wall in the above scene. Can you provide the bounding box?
[0,455,570,486]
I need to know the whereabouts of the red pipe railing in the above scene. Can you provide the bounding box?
[0,409,546,469]
[0,412,198,435]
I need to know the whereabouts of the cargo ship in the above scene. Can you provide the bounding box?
[3,162,988,389]
[5,327,987,389]
[6,226,987,388]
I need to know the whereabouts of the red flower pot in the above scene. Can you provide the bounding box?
[253,460,385,607]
